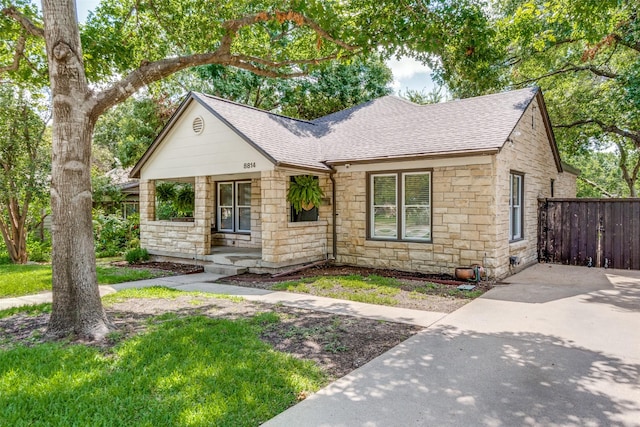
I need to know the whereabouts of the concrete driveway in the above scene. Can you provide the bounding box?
[264,264,640,427]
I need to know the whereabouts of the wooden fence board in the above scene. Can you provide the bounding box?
[538,199,640,270]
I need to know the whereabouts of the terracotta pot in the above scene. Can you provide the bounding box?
[455,267,477,281]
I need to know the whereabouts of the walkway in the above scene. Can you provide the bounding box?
[0,272,447,328]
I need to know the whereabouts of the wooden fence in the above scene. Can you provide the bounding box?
[538,199,640,270]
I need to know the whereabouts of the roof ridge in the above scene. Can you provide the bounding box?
[192,92,317,126]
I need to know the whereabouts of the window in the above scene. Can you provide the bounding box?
[370,171,431,241]
[217,181,251,233]
[510,172,523,241]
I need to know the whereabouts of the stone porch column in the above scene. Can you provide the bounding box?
[139,179,155,222]
[260,170,288,263]
[194,176,213,255]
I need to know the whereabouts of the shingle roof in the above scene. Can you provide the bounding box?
[193,87,539,169]
[132,87,544,177]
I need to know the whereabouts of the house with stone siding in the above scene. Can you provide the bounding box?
[130,87,577,279]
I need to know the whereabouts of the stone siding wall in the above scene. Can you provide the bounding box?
[554,172,578,198]
[334,160,497,276]
[493,97,574,277]
[260,170,331,267]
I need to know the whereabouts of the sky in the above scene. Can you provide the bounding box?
[75,0,435,94]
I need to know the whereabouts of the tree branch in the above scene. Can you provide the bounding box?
[0,35,26,73]
[2,6,44,38]
[514,63,618,86]
[577,176,617,198]
[555,119,640,147]
[92,10,356,118]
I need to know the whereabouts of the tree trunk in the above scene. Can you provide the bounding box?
[43,0,112,340]
[0,212,28,264]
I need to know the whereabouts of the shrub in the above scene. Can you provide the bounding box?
[93,210,141,257]
[27,238,51,262]
[125,247,150,264]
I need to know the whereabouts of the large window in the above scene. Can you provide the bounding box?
[510,172,523,241]
[370,171,431,241]
[217,181,251,233]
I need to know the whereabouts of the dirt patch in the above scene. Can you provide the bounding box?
[0,295,421,380]
[220,264,493,313]
[111,261,204,275]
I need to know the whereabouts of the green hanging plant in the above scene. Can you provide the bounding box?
[287,175,324,214]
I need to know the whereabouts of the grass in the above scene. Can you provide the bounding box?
[102,286,243,305]
[0,264,167,298]
[0,303,52,320]
[273,274,484,306]
[0,315,326,426]
[273,274,403,306]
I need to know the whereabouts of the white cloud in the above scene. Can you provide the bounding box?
[386,56,434,94]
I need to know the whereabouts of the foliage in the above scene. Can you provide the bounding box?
[93,96,173,168]
[400,86,446,105]
[437,0,640,196]
[192,54,393,119]
[0,84,50,264]
[287,175,325,214]
[0,316,326,426]
[93,211,140,258]
[26,234,50,263]
[124,247,149,264]
[155,182,194,219]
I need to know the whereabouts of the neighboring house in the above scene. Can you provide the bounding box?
[130,87,577,279]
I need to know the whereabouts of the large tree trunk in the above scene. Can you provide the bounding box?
[43,0,112,340]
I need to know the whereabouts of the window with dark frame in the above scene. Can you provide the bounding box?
[510,172,524,241]
[217,181,251,233]
[369,171,431,242]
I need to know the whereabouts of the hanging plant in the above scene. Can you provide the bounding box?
[175,184,195,216]
[287,175,324,214]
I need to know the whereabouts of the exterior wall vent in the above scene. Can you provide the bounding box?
[192,116,204,134]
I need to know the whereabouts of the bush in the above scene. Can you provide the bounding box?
[125,247,149,264]
[27,238,51,262]
[93,210,140,257]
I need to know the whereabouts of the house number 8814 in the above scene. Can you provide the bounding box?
[243,162,256,169]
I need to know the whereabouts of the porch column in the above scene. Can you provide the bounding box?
[194,176,213,255]
[139,179,155,222]
[260,170,288,263]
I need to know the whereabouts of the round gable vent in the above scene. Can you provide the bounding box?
[192,116,204,134]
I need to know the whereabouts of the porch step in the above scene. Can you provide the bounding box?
[203,263,247,276]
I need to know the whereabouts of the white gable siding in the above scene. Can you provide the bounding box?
[140,101,274,180]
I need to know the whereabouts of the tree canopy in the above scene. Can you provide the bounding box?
[434,0,640,196]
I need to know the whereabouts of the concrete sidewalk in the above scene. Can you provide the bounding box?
[263,264,640,427]
[0,272,448,328]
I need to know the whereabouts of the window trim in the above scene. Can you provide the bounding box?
[367,169,432,243]
[216,180,251,234]
[509,171,524,242]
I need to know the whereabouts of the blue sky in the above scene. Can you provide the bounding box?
[76,0,434,94]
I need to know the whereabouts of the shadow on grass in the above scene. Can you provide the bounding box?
[0,316,325,426]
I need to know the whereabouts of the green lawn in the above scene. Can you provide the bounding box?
[0,313,325,426]
[273,274,404,306]
[0,264,167,298]
[272,274,484,305]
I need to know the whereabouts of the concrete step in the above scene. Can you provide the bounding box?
[203,263,247,276]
